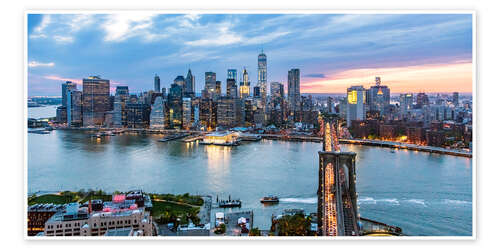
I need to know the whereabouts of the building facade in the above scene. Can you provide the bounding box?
[346,85,366,127]
[239,68,250,99]
[82,76,111,127]
[287,69,300,120]
[150,96,166,129]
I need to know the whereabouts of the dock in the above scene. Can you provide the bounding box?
[223,211,254,236]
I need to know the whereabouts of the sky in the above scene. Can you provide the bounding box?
[27,13,473,96]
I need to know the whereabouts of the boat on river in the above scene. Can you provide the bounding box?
[260,196,279,204]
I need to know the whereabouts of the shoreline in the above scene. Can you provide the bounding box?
[45,127,472,158]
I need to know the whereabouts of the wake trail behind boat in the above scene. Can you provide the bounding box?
[280,197,317,204]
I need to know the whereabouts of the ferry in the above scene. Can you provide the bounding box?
[218,199,242,208]
[200,131,240,146]
[260,196,279,204]
[217,195,242,208]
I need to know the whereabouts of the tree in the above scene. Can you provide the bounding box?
[249,228,261,236]
[276,214,310,236]
[215,224,226,235]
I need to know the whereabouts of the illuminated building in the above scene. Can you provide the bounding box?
[258,50,267,114]
[154,74,160,92]
[253,86,260,98]
[227,69,237,80]
[346,85,366,127]
[125,103,151,128]
[239,68,250,99]
[270,81,285,125]
[399,93,414,118]
[56,106,67,123]
[226,78,238,98]
[205,72,217,99]
[215,80,222,99]
[243,98,253,124]
[406,126,425,144]
[367,77,390,116]
[216,97,241,128]
[112,86,129,128]
[201,131,239,146]
[185,69,195,98]
[200,98,217,130]
[287,68,300,121]
[150,96,166,129]
[82,76,111,127]
[182,97,192,129]
[416,92,429,108]
[28,204,66,236]
[168,82,183,129]
[43,193,153,237]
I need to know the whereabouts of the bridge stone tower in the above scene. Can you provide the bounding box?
[317,114,360,236]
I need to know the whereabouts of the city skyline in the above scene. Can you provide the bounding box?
[27,13,473,96]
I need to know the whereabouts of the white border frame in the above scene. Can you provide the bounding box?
[23,9,477,241]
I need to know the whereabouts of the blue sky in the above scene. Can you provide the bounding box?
[27,13,473,96]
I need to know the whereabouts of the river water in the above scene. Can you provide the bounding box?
[27,106,473,236]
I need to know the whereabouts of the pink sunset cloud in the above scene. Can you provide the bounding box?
[301,61,473,93]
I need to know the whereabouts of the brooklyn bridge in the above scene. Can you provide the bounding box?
[317,114,402,236]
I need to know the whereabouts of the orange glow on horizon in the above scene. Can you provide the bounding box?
[301,61,473,93]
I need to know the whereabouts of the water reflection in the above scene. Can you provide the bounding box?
[28,131,472,236]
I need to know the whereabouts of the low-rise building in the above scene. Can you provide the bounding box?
[43,193,153,237]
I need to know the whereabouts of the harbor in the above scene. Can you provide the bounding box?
[28,129,472,236]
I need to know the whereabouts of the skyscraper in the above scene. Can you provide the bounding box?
[227,69,237,81]
[399,93,414,117]
[150,96,166,129]
[82,76,110,127]
[205,72,217,99]
[346,85,366,127]
[416,92,429,108]
[452,92,459,106]
[270,82,285,126]
[168,82,183,129]
[67,89,82,127]
[61,81,77,108]
[215,81,222,99]
[154,74,161,92]
[287,69,300,120]
[174,75,186,93]
[115,86,129,100]
[217,97,240,128]
[185,69,195,98]
[182,97,192,129]
[226,78,238,98]
[367,77,390,116]
[258,50,267,112]
[239,68,250,99]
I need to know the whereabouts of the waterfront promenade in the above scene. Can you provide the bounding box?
[50,127,472,158]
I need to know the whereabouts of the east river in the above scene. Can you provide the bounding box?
[28,106,473,236]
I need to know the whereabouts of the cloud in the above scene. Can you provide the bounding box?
[304,73,326,78]
[34,15,51,33]
[101,14,168,42]
[43,75,125,86]
[301,61,473,93]
[43,75,82,84]
[28,61,55,68]
[29,14,95,44]
[185,23,242,46]
[53,35,74,43]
